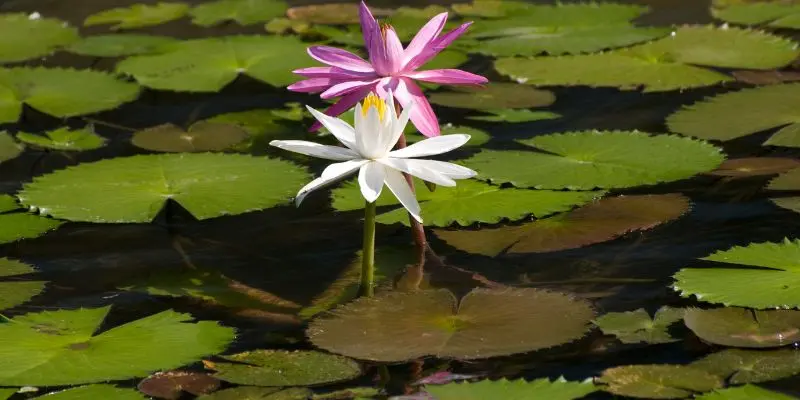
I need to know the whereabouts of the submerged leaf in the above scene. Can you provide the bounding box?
[67,34,180,57]
[696,385,797,400]
[594,307,684,344]
[0,131,23,163]
[0,258,46,311]
[425,377,597,400]
[0,13,78,63]
[713,3,800,29]
[692,349,800,385]
[138,371,220,399]
[131,122,248,152]
[684,307,800,348]
[597,365,723,399]
[209,350,360,386]
[428,83,555,110]
[307,288,594,362]
[709,158,800,177]
[16,127,106,151]
[84,2,189,29]
[35,385,145,400]
[190,0,287,26]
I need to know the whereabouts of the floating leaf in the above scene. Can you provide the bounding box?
[709,158,800,177]
[0,258,46,311]
[307,288,594,362]
[426,377,597,400]
[18,153,309,223]
[286,3,391,25]
[684,307,800,348]
[594,307,684,344]
[35,385,145,400]
[16,127,106,151]
[190,0,287,27]
[452,0,534,18]
[696,385,797,400]
[406,125,491,148]
[67,34,180,57]
[466,109,560,123]
[596,365,723,399]
[462,131,724,190]
[0,198,63,244]
[769,168,800,213]
[138,371,220,399]
[198,387,312,400]
[692,349,800,385]
[0,194,16,212]
[312,387,381,400]
[428,83,554,110]
[667,84,800,147]
[332,178,602,227]
[132,122,248,153]
[0,389,13,400]
[208,350,360,386]
[204,110,297,152]
[0,306,234,386]
[84,3,189,29]
[436,194,690,256]
[0,131,23,163]
[713,3,800,29]
[673,239,800,308]
[0,13,78,63]
[116,35,309,91]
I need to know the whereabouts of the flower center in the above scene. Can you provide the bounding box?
[361,92,386,121]
[380,23,392,39]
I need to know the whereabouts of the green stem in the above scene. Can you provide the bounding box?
[359,200,377,297]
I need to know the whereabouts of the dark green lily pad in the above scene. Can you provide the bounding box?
[286,3,391,25]
[17,153,309,223]
[0,258,46,311]
[307,288,594,362]
[452,0,534,18]
[35,385,145,400]
[0,13,78,63]
[0,196,63,245]
[67,34,180,57]
[596,365,723,399]
[131,122,249,153]
[692,349,800,385]
[684,307,800,348]
[426,377,597,400]
[312,387,380,400]
[436,194,690,256]
[768,168,800,213]
[466,109,560,123]
[0,389,13,400]
[264,18,311,35]
[709,158,800,177]
[405,125,491,148]
[0,131,23,163]
[16,127,106,151]
[208,350,360,386]
[695,385,798,400]
[594,307,685,344]
[84,2,189,29]
[138,371,220,399]
[713,3,800,29]
[190,0,287,27]
[0,306,235,386]
[198,387,312,400]
[429,83,555,111]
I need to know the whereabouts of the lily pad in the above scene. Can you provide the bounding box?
[673,239,800,308]
[0,67,141,124]
[684,307,800,348]
[0,194,16,212]
[462,130,725,190]
[207,350,360,386]
[36,385,145,400]
[405,125,491,148]
[667,84,800,147]
[84,3,189,29]
[696,385,798,400]
[495,26,799,92]
[198,387,312,400]
[692,349,800,384]
[0,131,23,163]
[425,377,597,400]
[67,34,180,57]
[131,122,249,153]
[332,178,603,227]
[116,35,309,91]
[17,153,309,223]
[709,158,800,177]
[769,168,800,213]
[0,196,63,244]
[0,306,234,386]
[452,0,534,18]
[16,127,106,151]
[190,0,287,27]
[138,371,220,399]
[0,13,78,63]
[594,307,685,344]
[286,3,391,25]
[0,389,14,400]
[466,109,560,123]
[712,3,800,29]
[436,194,691,256]
[204,110,298,152]
[307,288,594,362]
[428,83,555,111]
[596,365,723,399]
[0,258,46,311]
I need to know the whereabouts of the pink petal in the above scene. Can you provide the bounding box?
[383,27,405,74]
[405,22,472,72]
[374,76,399,99]
[309,85,374,132]
[287,78,337,93]
[307,46,374,73]
[359,1,380,59]
[405,69,488,85]
[293,66,376,79]
[320,79,380,99]
[402,12,447,68]
[394,78,439,137]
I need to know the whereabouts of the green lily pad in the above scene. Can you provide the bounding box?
[0,194,16,212]
[768,167,800,213]
[312,387,380,400]
[594,307,685,344]
[436,194,690,256]
[36,385,145,400]
[84,2,189,29]
[132,122,249,153]
[466,109,560,123]
[495,26,798,92]
[428,83,555,111]
[709,158,800,177]
[462,130,725,190]
[16,127,106,151]
[0,389,13,400]
[67,34,180,57]
[116,35,309,91]
[0,13,78,63]
[667,84,800,147]
[138,371,220,399]
[0,67,141,124]
[208,350,360,386]
[190,0,287,27]
[405,125,491,148]
[673,239,800,308]
[204,110,298,152]
[596,365,723,399]
[0,258,46,311]
[332,178,602,227]
[0,197,63,244]
[0,306,234,386]
[452,0,534,18]
[307,288,594,362]
[713,3,800,29]
[286,3,391,25]
[426,377,597,400]
[0,131,23,163]
[198,387,312,400]
[17,153,309,223]
[692,349,800,385]
[684,307,800,348]
[696,385,798,400]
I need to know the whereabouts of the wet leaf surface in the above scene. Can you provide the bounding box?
[684,307,800,348]
[131,122,249,153]
[692,349,800,384]
[425,377,597,400]
[0,13,78,63]
[208,350,360,386]
[138,371,221,399]
[596,364,723,399]
[594,306,685,344]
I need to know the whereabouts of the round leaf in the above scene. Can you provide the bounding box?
[466,109,560,123]
[0,131,23,163]
[426,377,597,400]
[83,3,189,30]
[0,258,46,311]
[684,307,800,348]
[190,0,287,27]
[138,371,220,399]
[208,350,361,386]
[594,307,685,344]
[428,83,555,110]
[405,125,491,148]
[692,349,800,385]
[0,198,63,245]
[16,127,106,151]
[713,3,800,29]
[35,385,145,400]
[67,34,180,57]
[286,3,391,25]
[197,387,311,400]
[0,13,78,63]
[696,385,798,400]
[709,158,800,177]
[131,122,249,152]
[597,365,723,399]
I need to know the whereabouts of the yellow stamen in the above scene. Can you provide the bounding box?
[380,22,392,39]
[361,92,386,121]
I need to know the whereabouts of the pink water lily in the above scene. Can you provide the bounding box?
[287,1,488,137]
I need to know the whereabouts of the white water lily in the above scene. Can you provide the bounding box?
[270,92,476,223]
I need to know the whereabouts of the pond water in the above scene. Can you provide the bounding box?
[1,0,800,399]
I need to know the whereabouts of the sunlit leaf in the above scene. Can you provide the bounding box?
[463,130,724,190]
[332,178,602,227]
[197,387,311,400]
[16,127,107,151]
[0,197,63,245]
[451,0,534,18]
[709,158,800,177]
[116,36,309,91]
[67,34,180,57]
[189,0,287,27]
[0,389,13,400]
[594,306,684,344]
[692,349,800,385]
[312,387,380,400]
[208,350,360,386]
[0,131,23,163]
[286,3,391,25]
[204,110,298,152]
[769,168,800,213]
[684,307,800,348]
[84,2,189,29]
[437,194,690,256]
[17,153,309,223]
[0,194,16,212]
[131,122,248,153]
[35,385,145,400]
[0,258,46,311]
[405,125,491,148]
[0,306,235,386]
[429,83,554,111]
[596,365,723,399]
[264,18,311,35]
[425,377,597,400]
[696,385,798,400]
[138,371,220,399]
[466,109,560,123]
[307,288,594,362]
[712,3,800,29]
[0,13,78,63]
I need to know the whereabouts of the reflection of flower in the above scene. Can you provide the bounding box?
[288,1,488,137]
[270,93,476,223]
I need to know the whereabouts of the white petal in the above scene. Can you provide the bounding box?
[356,102,383,158]
[306,106,357,149]
[409,159,477,180]
[388,134,471,159]
[270,140,358,161]
[358,162,386,202]
[383,168,423,223]
[383,100,413,154]
[378,158,456,186]
[295,159,368,205]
